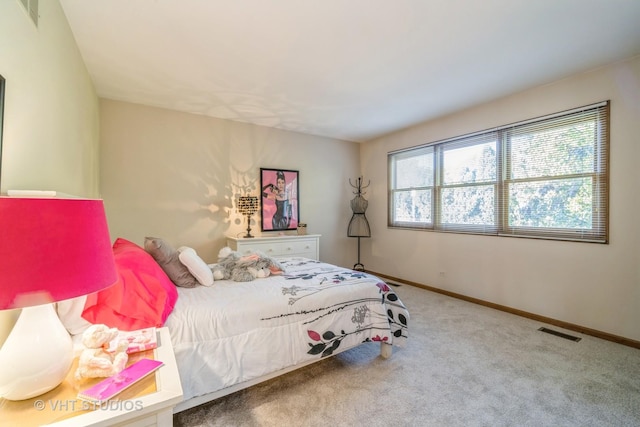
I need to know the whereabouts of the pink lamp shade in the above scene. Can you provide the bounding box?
[0,197,117,309]
[0,197,118,400]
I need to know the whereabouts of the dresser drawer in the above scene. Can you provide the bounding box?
[280,239,317,257]
[227,234,320,261]
[235,242,282,257]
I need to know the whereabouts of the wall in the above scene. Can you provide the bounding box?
[99,99,360,266]
[0,0,100,196]
[360,55,640,342]
[0,0,100,345]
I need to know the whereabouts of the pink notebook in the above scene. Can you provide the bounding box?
[77,358,164,404]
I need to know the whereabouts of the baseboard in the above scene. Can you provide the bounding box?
[369,270,640,350]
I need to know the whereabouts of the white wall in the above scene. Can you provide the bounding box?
[0,0,100,345]
[361,55,640,342]
[99,99,360,266]
[0,0,100,196]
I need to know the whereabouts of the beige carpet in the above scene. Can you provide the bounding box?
[174,283,640,427]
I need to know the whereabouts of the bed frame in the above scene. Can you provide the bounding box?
[173,342,392,413]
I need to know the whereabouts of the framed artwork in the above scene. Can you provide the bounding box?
[260,168,299,231]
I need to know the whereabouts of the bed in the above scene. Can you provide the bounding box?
[65,238,409,413]
[166,256,409,411]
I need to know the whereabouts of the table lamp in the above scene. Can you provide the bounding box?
[237,196,259,238]
[0,197,117,400]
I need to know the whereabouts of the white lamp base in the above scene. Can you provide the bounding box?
[0,303,73,400]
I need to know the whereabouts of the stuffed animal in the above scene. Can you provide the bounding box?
[74,324,129,381]
[211,247,284,282]
[239,253,283,279]
[211,246,241,281]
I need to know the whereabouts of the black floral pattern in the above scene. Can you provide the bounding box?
[263,260,409,359]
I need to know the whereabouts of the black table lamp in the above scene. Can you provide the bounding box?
[238,196,259,238]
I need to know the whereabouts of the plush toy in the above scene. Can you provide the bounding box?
[211,247,284,282]
[74,324,129,381]
[211,246,241,281]
[240,253,283,279]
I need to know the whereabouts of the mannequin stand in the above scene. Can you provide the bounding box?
[353,236,365,271]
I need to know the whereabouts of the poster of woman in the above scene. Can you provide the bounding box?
[260,168,299,231]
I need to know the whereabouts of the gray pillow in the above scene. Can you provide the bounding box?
[144,237,199,288]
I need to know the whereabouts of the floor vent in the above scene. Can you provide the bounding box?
[538,327,581,342]
[385,282,402,287]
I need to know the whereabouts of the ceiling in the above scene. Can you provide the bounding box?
[59,0,640,142]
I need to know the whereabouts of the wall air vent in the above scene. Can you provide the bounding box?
[538,327,582,342]
[18,0,39,27]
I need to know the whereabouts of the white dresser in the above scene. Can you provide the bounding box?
[227,234,320,260]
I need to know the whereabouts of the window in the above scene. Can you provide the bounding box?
[388,101,609,243]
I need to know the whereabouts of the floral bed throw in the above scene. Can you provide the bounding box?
[166,257,409,401]
[273,258,409,357]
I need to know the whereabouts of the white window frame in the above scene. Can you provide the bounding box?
[388,101,609,243]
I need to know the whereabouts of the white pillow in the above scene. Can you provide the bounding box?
[177,246,214,287]
[56,295,93,335]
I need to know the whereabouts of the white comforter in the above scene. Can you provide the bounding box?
[165,257,409,401]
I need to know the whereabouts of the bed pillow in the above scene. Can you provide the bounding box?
[82,238,178,330]
[144,237,199,288]
[57,295,93,335]
[178,246,214,287]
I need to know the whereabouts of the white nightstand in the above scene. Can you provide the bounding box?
[1,327,183,427]
[227,234,321,260]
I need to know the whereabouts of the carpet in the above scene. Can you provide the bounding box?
[174,284,640,427]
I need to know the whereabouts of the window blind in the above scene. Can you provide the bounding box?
[388,101,609,243]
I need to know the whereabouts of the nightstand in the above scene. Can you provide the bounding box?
[0,327,183,427]
[227,234,320,260]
